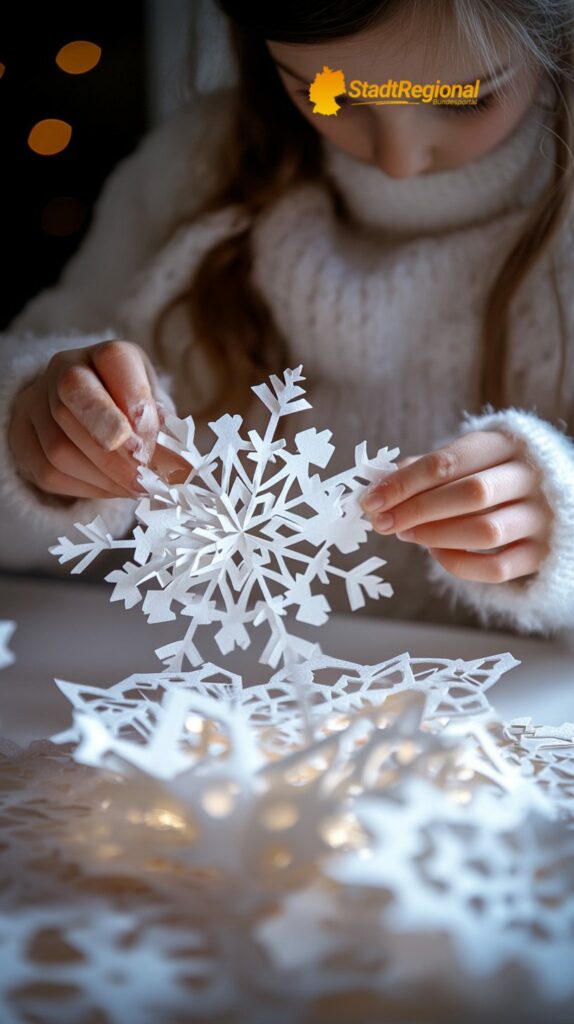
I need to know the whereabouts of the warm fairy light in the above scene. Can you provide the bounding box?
[127,808,187,830]
[28,119,72,156]
[201,784,235,818]
[55,40,102,75]
[261,801,299,831]
[147,809,187,830]
[324,713,351,732]
[396,740,419,765]
[319,812,363,849]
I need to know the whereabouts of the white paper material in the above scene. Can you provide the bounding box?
[1,368,573,1020]
[50,367,398,671]
[0,621,15,670]
[1,656,574,1019]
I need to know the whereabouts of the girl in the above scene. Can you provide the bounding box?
[2,0,574,635]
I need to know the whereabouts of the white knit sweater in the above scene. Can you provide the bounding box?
[2,82,574,636]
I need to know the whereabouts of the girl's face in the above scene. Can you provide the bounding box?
[266,17,543,178]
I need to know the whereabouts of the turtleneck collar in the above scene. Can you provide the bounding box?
[321,76,558,236]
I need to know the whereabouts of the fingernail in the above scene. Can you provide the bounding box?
[396,529,415,541]
[361,488,387,513]
[374,512,394,532]
[123,431,154,466]
[130,400,159,438]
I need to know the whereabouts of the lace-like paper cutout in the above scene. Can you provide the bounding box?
[1,660,574,1021]
[49,651,519,777]
[50,367,398,671]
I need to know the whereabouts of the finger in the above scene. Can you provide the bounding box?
[396,498,551,550]
[139,349,167,406]
[427,537,549,583]
[137,353,178,423]
[373,459,540,535]
[395,454,423,469]
[30,398,137,498]
[90,341,160,462]
[54,363,133,451]
[16,416,125,500]
[94,343,181,477]
[361,430,518,514]
[51,399,144,495]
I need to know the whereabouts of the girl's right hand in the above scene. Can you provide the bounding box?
[7,339,166,500]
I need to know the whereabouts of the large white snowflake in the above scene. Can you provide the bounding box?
[50,366,398,672]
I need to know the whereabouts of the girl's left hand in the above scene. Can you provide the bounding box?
[360,430,553,583]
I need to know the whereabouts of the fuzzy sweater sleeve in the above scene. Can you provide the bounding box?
[424,405,574,635]
[0,90,233,574]
[0,330,140,574]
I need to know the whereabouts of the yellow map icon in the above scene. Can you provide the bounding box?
[309,65,347,115]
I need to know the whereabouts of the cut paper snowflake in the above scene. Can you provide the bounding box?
[498,717,574,821]
[1,650,574,1018]
[50,367,398,672]
[0,622,15,732]
[322,779,574,1002]
[49,650,520,777]
[0,622,15,671]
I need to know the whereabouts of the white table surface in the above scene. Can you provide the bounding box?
[0,572,573,744]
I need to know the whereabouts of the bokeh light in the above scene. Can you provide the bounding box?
[28,119,72,156]
[55,40,102,75]
[0,63,5,79]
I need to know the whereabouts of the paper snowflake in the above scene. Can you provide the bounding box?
[2,652,574,1017]
[50,367,398,672]
[49,650,519,778]
[0,622,15,671]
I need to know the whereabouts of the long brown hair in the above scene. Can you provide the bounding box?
[152,0,574,425]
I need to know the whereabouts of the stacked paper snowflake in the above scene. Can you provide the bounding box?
[0,367,573,1024]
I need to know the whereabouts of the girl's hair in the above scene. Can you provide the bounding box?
[152,0,574,425]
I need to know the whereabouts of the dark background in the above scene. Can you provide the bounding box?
[0,3,149,330]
